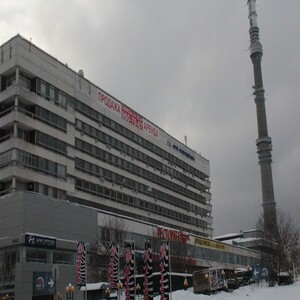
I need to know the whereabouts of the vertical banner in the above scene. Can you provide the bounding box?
[109,242,119,289]
[160,240,169,300]
[124,241,135,300]
[76,241,86,289]
[143,240,153,300]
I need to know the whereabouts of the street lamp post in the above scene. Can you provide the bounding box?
[117,280,123,300]
[136,283,141,300]
[105,287,110,299]
[183,278,188,290]
[66,283,74,300]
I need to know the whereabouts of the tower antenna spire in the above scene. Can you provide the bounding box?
[247,0,279,240]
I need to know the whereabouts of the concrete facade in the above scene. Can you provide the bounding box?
[0,34,212,239]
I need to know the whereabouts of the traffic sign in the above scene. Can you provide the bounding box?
[261,268,269,280]
[33,272,56,296]
[252,265,261,281]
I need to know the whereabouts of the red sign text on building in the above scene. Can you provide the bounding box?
[98,90,159,139]
[157,227,190,243]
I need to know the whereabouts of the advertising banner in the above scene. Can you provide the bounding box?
[76,241,86,289]
[124,241,135,300]
[109,241,119,289]
[32,272,55,296]
[143,240,153,300]
[159,240,169,300]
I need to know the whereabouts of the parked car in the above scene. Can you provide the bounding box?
[277,272,294,285]
[226,278,239,290]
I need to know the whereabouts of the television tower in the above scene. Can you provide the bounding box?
[247,0,278,240]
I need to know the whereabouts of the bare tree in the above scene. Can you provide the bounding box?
[148,227,193,273]
[257,209,300,274]
[89,216,128,282]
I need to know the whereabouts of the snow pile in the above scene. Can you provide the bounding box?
[154,282,299,300]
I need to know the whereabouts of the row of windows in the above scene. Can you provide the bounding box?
[36,131,67,155]
[76,119,208,192]
[26,181,66,200]
[75,177,208,229]
[0,149,66,179]
[16,149,66,179]
[0,249,18,277]
[17,128,68,155]
[18,102,67,131]
[70,195,208,237]
[0,247,74,266]
[0,149,13,168]
[73,99,208,182]
[75,155,209,215]
[25,248,74,265]
[75,139,207,206]
[37,78,68,108]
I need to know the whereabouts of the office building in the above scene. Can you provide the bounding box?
[0,34,212,239]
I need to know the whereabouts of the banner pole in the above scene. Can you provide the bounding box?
[85,242,87,300]
[169,240,172,300]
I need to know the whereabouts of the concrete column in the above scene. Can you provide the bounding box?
[12,176,16,192]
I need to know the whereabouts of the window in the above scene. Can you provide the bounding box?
[49,86,56,100]
[58,91,67,107]
[40,80,46,96]
[19,74,31,90]
[6,74,16,88]
[53,251,74,265]
[26,248,48,263]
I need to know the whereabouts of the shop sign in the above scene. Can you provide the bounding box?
[157,227,190,243]
[25,233,56,249]
[194,237,225,250]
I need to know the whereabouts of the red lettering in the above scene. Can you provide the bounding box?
[157,227,190,243]
[98,91,121,115]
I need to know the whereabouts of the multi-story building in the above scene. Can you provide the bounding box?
[0,35,261,299]
[0,34,212,238]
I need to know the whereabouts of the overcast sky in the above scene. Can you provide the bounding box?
[1,0,299,237]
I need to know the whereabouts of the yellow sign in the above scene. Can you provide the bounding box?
[194,237,225,251]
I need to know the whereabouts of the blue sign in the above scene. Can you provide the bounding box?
[252,265,269,281]
[33,272,56,296]
[261,267,269,280]
[252,265,261,281]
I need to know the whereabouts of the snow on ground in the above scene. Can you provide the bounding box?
[153,282,299,300]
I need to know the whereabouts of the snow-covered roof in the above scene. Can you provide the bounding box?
[80,282,110,291]
[277,272,290,277]
[214,233,240,240]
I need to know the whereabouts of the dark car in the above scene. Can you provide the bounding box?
[277,272,294,285]
[226,278,239,290]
